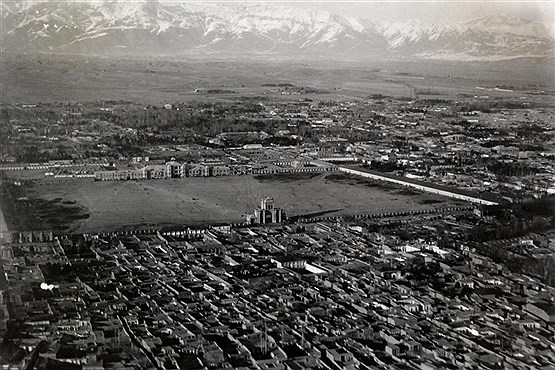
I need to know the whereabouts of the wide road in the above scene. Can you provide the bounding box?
[338,166,498,205]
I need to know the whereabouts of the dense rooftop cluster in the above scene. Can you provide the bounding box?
[2,215,555,369]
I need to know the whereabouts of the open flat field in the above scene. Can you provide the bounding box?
[3,172,467,233]
[2,54,554,104]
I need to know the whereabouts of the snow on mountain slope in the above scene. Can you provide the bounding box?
[465,14,553,39]
[1,1,553,59]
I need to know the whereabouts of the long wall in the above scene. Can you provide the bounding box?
[339,167,498,206]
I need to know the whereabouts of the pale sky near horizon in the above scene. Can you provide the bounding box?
[12,0,555,24]
[318,2,553,23]
[259,1,555,24]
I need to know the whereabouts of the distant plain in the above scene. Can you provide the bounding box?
[2,54,554,104]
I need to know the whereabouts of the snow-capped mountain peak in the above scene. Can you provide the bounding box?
[1,1,553,60]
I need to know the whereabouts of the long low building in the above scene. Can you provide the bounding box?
[339,166,499,206]
[94,167,148,181]
[94,162,233,181]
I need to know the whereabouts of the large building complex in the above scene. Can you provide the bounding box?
[94,160,231,181]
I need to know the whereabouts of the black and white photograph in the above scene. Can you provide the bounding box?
[0,0,554,368]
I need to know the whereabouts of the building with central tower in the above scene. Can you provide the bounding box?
[247,197,285,224]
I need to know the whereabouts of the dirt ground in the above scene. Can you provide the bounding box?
[5,172,467,233]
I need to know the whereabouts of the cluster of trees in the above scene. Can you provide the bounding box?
[469,217,551,243]
[467,197,555,286]
[120,101,269,134]
[471,238,555,287]
[99,133,143,157]
[363,161,406,173]
[0,179,37,231]
[470,197,555,242]
[128,112,280,138]
[456,100,546,113]
[487,161,537,177]
[10,146,52,163]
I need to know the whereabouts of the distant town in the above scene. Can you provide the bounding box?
[1,87,555,369]
[2,93,554,202]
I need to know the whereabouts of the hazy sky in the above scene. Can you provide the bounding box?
[280,1,555,23]
[13,0,555,24]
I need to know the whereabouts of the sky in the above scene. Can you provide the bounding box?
[9,0,555,24]
[279,1,555,23]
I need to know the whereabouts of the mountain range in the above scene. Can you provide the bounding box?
[1,1,554,60]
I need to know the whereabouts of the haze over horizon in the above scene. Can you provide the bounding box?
[4,0,554,24]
